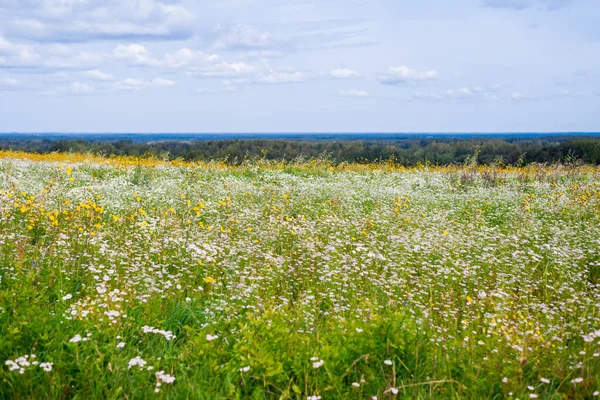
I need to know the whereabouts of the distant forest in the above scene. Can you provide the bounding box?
[2,136,600,165]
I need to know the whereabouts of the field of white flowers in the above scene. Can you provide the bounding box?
[1,152,599,399]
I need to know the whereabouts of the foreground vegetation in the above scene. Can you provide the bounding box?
[1,151,599,399]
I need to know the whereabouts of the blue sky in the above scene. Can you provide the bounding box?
[0,0,598,133]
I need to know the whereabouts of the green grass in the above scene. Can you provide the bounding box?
[1,158,599,399]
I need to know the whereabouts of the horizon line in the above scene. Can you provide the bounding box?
[2,132,600,135]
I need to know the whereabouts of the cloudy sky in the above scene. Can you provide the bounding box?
[0,0,598,132]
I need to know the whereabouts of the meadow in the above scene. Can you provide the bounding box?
[0,150,599,399]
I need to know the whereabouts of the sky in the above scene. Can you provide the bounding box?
[0,0,599,133]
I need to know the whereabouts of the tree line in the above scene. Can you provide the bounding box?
[2,136,600,165]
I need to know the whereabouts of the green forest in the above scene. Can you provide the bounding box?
[2,136,600,165]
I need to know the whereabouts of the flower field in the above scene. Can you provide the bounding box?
[1,151,599,399]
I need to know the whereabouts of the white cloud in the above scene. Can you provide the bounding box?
[414,86,502,102]
[162,48,219,69]
[202,62,257,77]
[70,81,95,94]
[238,50,285,60]
[415,87,571,103]
[340,89,369,97]
[151,78,175,87]
[0,76,23,91]
[446,87,476,99]
[258,71,304,84]
[509,91,572,102]
[2,32,262,82]
[1,77,19,86]
[114,44,157,66]
[1,0,196,42]
[82,69,114,81]
[213,25,276,50]
[378,66,439,85]
[222,80,240,92]
[112,45,256,78]
[0,35,17,54]
[330,68,360,79]
[116,77,176,90]
[0,36,110,71]
[413,92,444,100]
[116,78,147,90]
[0,35,41,66]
